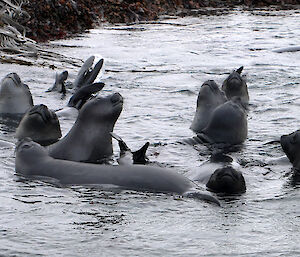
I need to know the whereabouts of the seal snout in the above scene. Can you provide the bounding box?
[6,73,22,86]
[111,92,123,105]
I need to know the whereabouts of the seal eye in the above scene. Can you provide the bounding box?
[22,143,32,149]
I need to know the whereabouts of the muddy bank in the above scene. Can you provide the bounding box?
[18,0,300,42]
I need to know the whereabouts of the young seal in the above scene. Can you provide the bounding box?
[222,66,249,105]
[197,97,248,145]
[190,80,226,133]
[48,92,123,163]
[16,104,61,146]
[0,73,33,115]
[15,138,220,205]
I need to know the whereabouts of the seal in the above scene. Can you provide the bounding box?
[280,130,300,168]
[274,46,300,53]
[110,132,149,165]
[16,104,62,146]
[222,66,249,105]
[197,97,248,145]
[47,56,104,93]
[190,80,226,133]
[187,153,246,194]
[15,138,220,205]
[0,73,33,115]
[48,92,123,163]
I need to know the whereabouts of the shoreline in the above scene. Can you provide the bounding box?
[22,0,300,42]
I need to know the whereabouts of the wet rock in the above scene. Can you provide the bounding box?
[21,0,300,42]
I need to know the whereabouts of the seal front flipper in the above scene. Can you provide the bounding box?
[67,82,105,109]
[182,190,220,206]
[73,56,95,90]
[84,59,104,85]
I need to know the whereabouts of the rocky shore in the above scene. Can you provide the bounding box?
[22,0,300,42]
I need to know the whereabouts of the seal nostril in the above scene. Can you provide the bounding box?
[111,93,122,104]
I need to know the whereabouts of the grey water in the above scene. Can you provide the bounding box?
[1,9,300,256]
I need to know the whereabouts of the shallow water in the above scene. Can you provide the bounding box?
[1,9,300,256]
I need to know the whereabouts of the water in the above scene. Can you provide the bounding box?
[1,9,300,256]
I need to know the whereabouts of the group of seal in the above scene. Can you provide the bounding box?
[190,66,248,146]
[187,67,249,194]
[0,59,267,204]
[0,57,222,205]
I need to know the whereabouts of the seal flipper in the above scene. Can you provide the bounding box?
[132,142,149,164]
[183,190,220,206]
[73,56,95,90]
[67,82,105,109]
[85,59,104,85]
[110,132,131,154]
[236,66,243,74]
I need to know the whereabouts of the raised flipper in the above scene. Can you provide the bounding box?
[73,56,95,90]
[111,132,150,165]
[236,66,243,74]
[183,190,220,206]
[84,59,104,85]
[67,82,105,109]
[132,142,150,164]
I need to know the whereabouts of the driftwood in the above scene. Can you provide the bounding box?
[0,0,82,68]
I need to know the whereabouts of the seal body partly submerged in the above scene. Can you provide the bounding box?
[190,80,226,133]
[188,154,246,194]
[197,97,248,145]
[15,138,220,205]
[48,92,123,163]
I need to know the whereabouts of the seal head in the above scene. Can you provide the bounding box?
[16,104,62,146]
[206,166,246,194]
[280,130,300,167]
[0,73,33,114]
[222,66,249,105]
[190,80,226,133]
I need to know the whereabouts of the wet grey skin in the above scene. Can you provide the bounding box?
[15,138,220,206]
[188,153,246,194]
[110,132,149,165]
[206,166,246,194]
[274,46,300,53]
[190,80,226,133]
[197,97,248,145]
[222,66,249,105]
[73,56,104,91]
[16,104,62,146]
[0,73,33,115]
[48,92,124,163]
[280,130,300,168]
